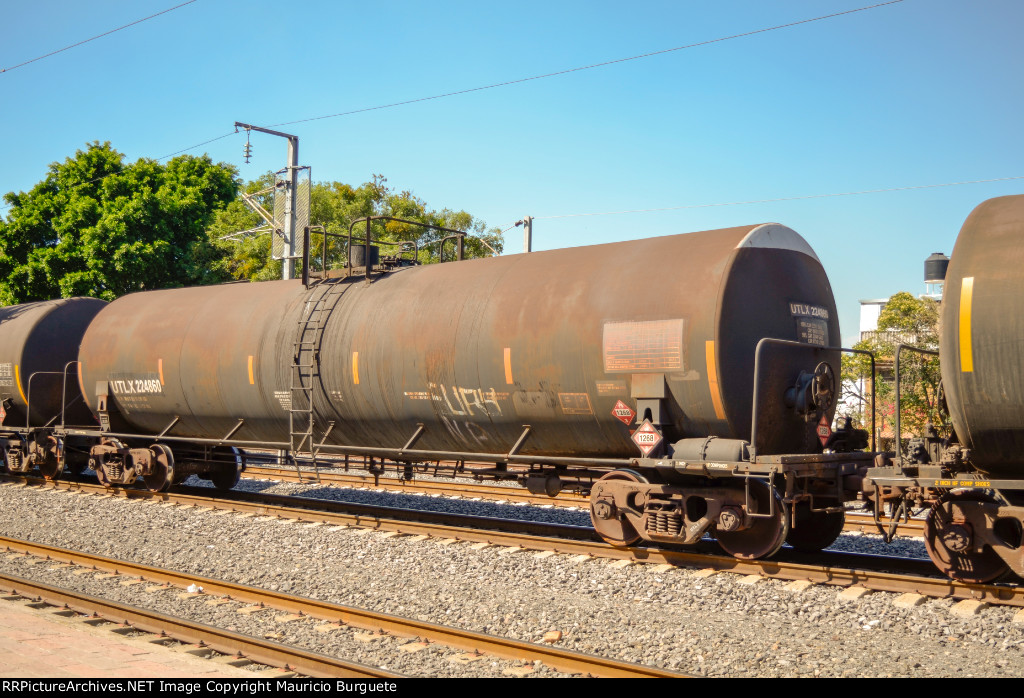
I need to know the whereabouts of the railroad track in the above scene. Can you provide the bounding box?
[2,476,1017,609]
[242,464,591,507]
[241,464,926,536]
[0,536,687,678]
[0,572,393,679]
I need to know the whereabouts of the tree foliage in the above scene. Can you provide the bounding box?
[0,142,238,303]
[841,291,944,446]
[207,174,504,281]
[1,144,504,303]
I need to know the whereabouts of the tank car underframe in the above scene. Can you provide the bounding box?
[866,469,1024,582]
[39,419,871,564]
[3,423,246,493]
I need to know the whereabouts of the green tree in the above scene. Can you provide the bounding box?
[0,142,238,303]
[208,174,503,281]
[841,291,944,448]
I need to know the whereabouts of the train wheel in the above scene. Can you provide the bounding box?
[715,480,789,560]
[209,447,244,492]
[785,502,845,552]
[143,444,175,493]
[924,491,1011,584]
[590,469,647,547]
[65,450,89,476]
[34,436,63,481]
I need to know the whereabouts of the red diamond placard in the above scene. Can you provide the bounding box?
[611,400,636,425]
[0,404,5,425]
[817,414,832,447]
[631,419,663,456]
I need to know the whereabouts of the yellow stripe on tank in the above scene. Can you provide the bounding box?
[14,365,27,404]
[959,276,974,373]
[247,355,255,385]
[504,347,513,385]
[704,341,726,421]
[352,351,360,385]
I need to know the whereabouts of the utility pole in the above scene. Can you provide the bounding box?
[234,122,300,280]
[522,215,532,253]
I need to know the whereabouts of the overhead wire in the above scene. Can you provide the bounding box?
[267,0,906,128]
[1,1,199,74]
[3,0,906,210]
[2,0,907,202]
[530,176,1024,221]
[0,0,953,225]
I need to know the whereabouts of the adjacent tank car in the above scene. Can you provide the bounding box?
[867,194,1024,582]
[0,297,106,478]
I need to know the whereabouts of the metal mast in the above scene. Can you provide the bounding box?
[234,122,300,280]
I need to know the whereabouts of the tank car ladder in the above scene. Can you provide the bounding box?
[288,281,343,481]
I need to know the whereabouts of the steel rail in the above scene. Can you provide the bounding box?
[241,465,591,507]
[0,536,688,679]
[846,513,925,536]
[0,572,398,679]
[4,478,1011,606]
[240,465,924,535]
[20,477,599,542]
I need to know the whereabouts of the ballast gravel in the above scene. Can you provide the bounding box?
[0,480,1021,678]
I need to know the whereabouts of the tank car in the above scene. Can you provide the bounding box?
[867,195,1024,582]
[0,297,107,478]
[68,220,863,560]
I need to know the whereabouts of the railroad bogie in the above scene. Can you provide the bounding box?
[1,435,28,474]
[1,432,63,480]
[589,469,796,559]
[87,440,244,492]
[922,491,1024,582]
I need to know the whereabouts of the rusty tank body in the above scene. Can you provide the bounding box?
[0,297,106,429]
[940,194,1024,476]
[77,223,839,463]
[0,297,107,478]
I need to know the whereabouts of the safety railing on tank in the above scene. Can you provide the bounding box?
[892,343,941,462]
[750,338,877,459]
[745,337,877,521]
[299,217,475,287]
[24,362,87,430]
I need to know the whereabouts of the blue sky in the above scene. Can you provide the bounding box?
[2,0,1022,344]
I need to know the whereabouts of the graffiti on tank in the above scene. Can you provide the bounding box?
[421,383,510,445]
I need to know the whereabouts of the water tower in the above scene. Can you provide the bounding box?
[924,252,949,300]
